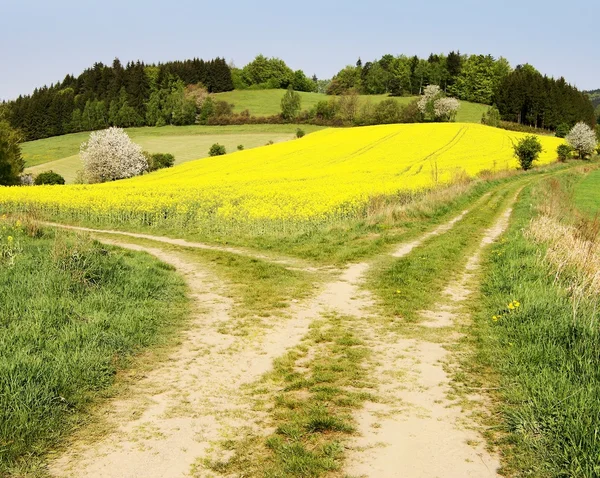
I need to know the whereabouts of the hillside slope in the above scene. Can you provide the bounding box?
[2,124,563,230]
[22,124,325,182]
[215,89,489,122]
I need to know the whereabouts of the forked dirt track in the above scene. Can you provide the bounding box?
[48,190,514,477]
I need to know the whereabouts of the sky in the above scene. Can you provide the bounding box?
[1,0,598,101]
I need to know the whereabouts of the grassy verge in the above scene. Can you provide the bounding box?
[0,217,188,475]
[464,171,600,476]
[199,313,373,477]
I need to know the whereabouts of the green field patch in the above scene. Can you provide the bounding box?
[22,124,325,172]
[574,166,600,216]
[215,89,489,123]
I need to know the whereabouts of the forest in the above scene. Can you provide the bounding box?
[0,52,596,142]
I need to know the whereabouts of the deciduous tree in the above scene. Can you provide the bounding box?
[566,122,597,158]
[80,127,148,183]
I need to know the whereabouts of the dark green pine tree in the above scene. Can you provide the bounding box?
[126,61,150,118]
[446,51,462,87]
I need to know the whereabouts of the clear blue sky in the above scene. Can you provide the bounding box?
[1,0,598,100]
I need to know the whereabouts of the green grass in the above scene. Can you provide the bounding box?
[215,90,330,117]
[0,217,188,475]
[215,89,489,123]
[465,174,600,476]
[574,165,600,216]
[202,313,372,477]
[22,124,325,181]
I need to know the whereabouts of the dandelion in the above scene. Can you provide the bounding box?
[396,290,402,294]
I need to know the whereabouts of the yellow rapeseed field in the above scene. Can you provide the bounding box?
[0,123,563,231]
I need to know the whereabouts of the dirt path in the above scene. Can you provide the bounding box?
[48,240,374,477]
[48,200,484,477]
[345,203,516,478]
[42,222,321,272]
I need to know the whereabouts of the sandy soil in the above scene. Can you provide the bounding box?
[345,204,515,478]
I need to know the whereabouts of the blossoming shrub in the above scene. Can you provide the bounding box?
[566,122,597,159]
[417,85,460,122]
[80,127,148,183]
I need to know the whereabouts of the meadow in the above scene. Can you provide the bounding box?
[1,124,564,242]
[215,88,490,122]
[574,166,600,215]
[23,124,324,183]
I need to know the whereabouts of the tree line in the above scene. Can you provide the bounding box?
[327,53,595,131]
[495,65,595,130]
[1,52,595,142]
[5,57,233,141]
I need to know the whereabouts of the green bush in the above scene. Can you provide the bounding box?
[237,144,244,151]
[296,128,305,138]
[556,144,574,162]
[311,100,337,120]
[372,99,403,124]
[399,99,422,124]
[481,106,501,127]
[555,123,570,138]
[513,135,543,170]
[145,152,175,172]
[34,171,65,185]
[280,86,301,121]
[213,100,233,117]
[208,143,226,156]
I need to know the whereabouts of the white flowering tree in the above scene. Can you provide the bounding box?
[566,122,597,159]
[434,97,461,122]
[417,85,442,118]
[80,127,148,183]
[417,85,460,122]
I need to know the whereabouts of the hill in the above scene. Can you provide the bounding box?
[2,123,563,236]
[586,89,600,108]
[22,124,324,183]
[215,89,490,123]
